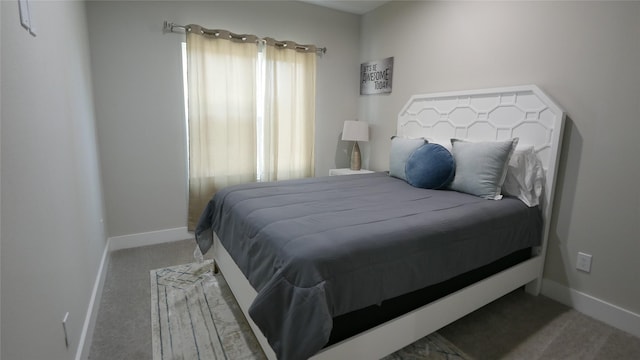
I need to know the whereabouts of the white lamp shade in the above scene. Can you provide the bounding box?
[341,120,369,142]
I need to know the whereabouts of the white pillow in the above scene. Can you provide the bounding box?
[428,139,452,152]
[502,147,544,207]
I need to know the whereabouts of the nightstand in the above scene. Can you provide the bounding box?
[329,168,375,176]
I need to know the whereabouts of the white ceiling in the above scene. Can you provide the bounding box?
[298,1,391,15]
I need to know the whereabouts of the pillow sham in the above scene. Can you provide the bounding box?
[429,140,452,152]
[503,146,544,207]
[405,144,455,189]
[389,136,427,181]
[448,138,519,200]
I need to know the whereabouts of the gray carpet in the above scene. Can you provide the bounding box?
[89,239,640,359]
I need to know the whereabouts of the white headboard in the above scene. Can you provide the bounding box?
[398,85,565,255]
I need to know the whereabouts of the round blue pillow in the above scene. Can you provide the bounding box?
[405,143,455,189]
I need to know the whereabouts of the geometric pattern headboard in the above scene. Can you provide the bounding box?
[398,85,566,253]
[398,85,564,175]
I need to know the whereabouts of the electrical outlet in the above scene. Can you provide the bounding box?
[62,312,69,348]
[576,252,592,273]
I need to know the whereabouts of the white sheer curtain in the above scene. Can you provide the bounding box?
[186,28,317,229]
[186,29,258,229]
[261,40,316,181]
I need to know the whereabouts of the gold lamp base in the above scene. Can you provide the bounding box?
[350,141,362,170]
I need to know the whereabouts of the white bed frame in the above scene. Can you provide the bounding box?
[212,85,565,359]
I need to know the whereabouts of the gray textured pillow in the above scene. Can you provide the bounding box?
[389,136,427,181]
[449,138,519,200]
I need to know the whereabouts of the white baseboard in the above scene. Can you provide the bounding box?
[108,227,193,251]
[541,279,640,338]
[75,242,110,360]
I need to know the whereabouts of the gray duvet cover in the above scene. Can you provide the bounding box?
[195,172,541,360]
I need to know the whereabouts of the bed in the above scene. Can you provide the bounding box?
[195,85,565,359]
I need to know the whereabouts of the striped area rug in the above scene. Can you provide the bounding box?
[151,260,265,360]
[151,261,470,360]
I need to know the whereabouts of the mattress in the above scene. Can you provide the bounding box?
[195,172,542,360]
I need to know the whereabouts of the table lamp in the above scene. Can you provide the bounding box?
[342,120,369,170]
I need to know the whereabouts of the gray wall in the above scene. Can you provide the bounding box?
[1,1,107,359]
[0,0,3,354]
[86,1,361,238]
[360,1,640,314]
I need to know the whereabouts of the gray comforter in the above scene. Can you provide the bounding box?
[195,172,541,360]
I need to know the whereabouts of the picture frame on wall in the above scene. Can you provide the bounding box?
[360,57,393,95]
